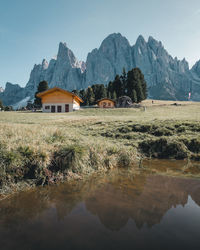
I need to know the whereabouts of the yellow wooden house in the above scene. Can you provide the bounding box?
[97,98,116,108]
[37,87,83,113]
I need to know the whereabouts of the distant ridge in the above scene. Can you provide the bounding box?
[1,33,200,107]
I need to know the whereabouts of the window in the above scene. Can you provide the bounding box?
[45,106,50,109]
[57,105,62,112]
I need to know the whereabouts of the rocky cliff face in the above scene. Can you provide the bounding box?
[25,42,86,98]
[1,33,200,106]
[85,33,133,86]
[0,82,26,106]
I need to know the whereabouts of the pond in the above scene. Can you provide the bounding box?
[0,161,200,250]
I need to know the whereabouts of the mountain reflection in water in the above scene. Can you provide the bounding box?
[1,169,200,250]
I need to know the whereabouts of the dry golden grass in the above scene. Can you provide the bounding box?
[0,100,200,151]
[0,100,200,195]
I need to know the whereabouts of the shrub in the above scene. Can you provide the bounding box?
[132,124,152,133]
[46,130,65,143]
[0,144,47,187]
[118,126,132,133]
[176,126,186,133]
[152,127,173,136]
[181,138,200,153]
[50,144,86,172]
[17,146,46,179]
[89,149,99,170]
[139,137,188,159]
[117,152,131,167]
[107,147,118,156]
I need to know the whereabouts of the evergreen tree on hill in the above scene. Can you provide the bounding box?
[112,75,123,98]
[112,91,117,100]
[0,99,3,110]
[126,68,147,103]
[34,81,49,108]
[85,87,95,105]
[120,67,127,94]
[91,84,107,101]
[79,67,147,106]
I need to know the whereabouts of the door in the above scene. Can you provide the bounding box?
[57,105,62,113]
[51,105,55,113]
[65,104,69,112]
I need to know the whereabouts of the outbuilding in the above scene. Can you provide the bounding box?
[97,98,115,108]
[37,87,83,113]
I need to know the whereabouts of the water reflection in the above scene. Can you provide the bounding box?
[1,167,200,249]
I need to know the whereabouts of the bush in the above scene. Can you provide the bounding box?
[17,146,46,179]
[117,152,131,167]
[0,145,46,187]
[132,124,152,133]
[152,127,173,136]
[46,130,65,143]
[181,138,200,153]
[107,147,118,156]
[118,126,132,133]
[50,144,86,172]
[89,149,99,170]
[139,137,188,159]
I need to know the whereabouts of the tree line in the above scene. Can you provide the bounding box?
[0,100,13,111]
[73,67,147,106]
[0,67,147,111]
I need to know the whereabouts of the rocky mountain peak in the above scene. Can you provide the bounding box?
[147,36,163,53]
[191,60,200,78]
[1,33,200,107]
[57,42,77,68]
[135,35,146,46]
[42,59,49,70]
[100,33,130,52]
[5,82,21,90]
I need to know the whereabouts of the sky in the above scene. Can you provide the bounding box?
[0,0,200,88]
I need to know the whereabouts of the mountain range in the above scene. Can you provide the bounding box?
[1,33,200,107]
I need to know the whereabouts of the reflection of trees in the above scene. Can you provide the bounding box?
[85,174,200,231]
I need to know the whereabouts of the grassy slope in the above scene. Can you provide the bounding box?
[0,99,200,195]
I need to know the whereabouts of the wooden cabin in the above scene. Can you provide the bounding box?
[97,98,115,108]
[37,87,83,113]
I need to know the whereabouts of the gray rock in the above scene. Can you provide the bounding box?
[85,33,133,86]
[1,33,200,106]
[116,96,132,108]
[0,82,26,106]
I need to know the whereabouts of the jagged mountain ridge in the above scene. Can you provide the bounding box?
[1,33,200,106]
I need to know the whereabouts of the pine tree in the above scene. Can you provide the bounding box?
[108,91,112,99]
[0,99,3,110]
[120,67,127,94]
[132,90,137,103]
[134,68,146,102]
[86,87,95,105]
[126,69,137,98]
[112,91,117,100]
[113,75,123,98]
[92,84,107,101]
[79,89,86,106]
[34,81,49,108]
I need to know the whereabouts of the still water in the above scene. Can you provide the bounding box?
[1,163,200,250]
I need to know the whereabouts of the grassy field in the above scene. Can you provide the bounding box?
[0,99,200,195]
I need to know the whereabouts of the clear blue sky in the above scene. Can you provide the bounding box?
[1,0,200,88]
